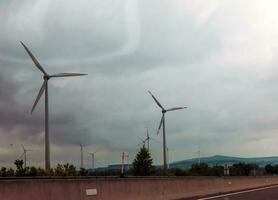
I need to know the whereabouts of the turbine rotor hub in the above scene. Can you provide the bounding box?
[43,75,50,80]
[162,110,166,113]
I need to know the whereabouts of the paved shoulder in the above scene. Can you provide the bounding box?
[180,184,278,200]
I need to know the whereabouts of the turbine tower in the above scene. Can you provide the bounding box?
[21,145,31,169]
[20,42,87,170]
[148,91,187,170]
[146,127,150,150]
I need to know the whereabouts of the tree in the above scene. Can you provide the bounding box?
[14,159,25,176]
[7,168,15,176]
[0,167,7,177]
[54,163,77,176]
[133,146,153,176]
[64,163,76,176]
[78,167,88,176]
[230,163,253,176]
[265,164,278,175]
[26,167,38,176]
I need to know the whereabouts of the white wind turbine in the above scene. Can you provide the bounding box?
[148,91,187,170]
[21,145,31,169]
[80,144,85,169]
[140,126,159,151]
[89,150,98,171]
[138,136,147,148]
[20,41,87,170]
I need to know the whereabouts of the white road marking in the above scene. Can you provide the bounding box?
[198,184,278,200]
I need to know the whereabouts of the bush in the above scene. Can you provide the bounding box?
[229,163,257,176]
[78,167,88,176]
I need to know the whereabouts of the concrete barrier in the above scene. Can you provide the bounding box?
[1,176,278,200]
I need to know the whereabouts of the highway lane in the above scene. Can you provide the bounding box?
[182,184,278,200]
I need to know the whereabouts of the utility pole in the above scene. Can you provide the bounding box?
[198,141,201,165]
[125,152,130,171]
[121,152,125,177]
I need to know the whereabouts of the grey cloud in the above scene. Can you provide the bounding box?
[2,1,278,167]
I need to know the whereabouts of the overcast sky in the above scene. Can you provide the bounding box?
[1,0,278,168]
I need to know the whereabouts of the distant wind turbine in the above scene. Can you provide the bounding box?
[148,91,187,170]
[20,41,87,170]
[80,144,84,169]
[138,136,146,148]
[89,150,98,171]
[142,126,159,151]
[21,145,31,169]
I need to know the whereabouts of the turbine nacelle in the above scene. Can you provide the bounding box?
[43,75,50,80]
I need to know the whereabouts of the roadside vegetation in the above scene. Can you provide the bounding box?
[0,148,272,177]
[264,164,278,175]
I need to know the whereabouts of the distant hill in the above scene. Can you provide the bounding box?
[92,155,278,172]
[170,155,278,168]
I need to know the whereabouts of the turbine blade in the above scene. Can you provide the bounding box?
[50,73,88,78]
[157,115,164,135]
[138,136,145,142]
[166,107,187,112]
[138,141,145,146]
[31,80,46,114]
[148,91,165,110]
[20,42,48,75]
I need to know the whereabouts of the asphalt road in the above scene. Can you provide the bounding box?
[182,184,278,200]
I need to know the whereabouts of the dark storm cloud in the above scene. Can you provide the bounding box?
[0,73,99,147]
[0,75,40,132]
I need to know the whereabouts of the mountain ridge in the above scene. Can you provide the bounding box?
[170,155,278,168]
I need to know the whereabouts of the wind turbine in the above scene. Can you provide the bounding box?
[148,91,187,170]
[80,144,84,169]
[89,150,98,171]
[144,126,160,151]
[21,145,31,168]
[20,41,87,170]
[138,136,147,148]
[139,127,156,151]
